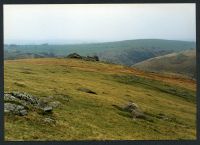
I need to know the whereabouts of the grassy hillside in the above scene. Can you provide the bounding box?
[133,49,196,79]
[4,39,195,66]
[4,58,196,140]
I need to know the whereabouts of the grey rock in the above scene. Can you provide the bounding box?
[43,106,53,113]
[43,117,56,124]
[37,99,49,108]
[4,103,16,113]
[4,103,27,116]
[124,102,139,111]
[4,93,18,101]
[4,92,55,116]
[10,92,39,105]
[124,102,145,119]
[4,93,30,107]
[19,109,28,116]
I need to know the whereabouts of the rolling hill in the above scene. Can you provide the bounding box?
[4,39,195,66]
[132,49,196,79]
[4,58,196,140]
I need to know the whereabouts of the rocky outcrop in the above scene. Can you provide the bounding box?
[4,92,61,116]
[67,53,82,59]
[84,56,99,61]
[4,103,28,116]
[66,53,99,62]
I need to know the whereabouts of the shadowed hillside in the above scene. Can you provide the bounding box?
[132,49,196,79]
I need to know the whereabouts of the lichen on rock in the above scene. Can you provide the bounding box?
[4,92,58,116]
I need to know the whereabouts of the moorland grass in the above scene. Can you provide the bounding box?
[4,58,196,140]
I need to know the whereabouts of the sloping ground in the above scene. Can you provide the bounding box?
[132,49,196,79]
[4,58,196,140]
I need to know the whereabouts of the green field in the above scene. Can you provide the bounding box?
[4,58,196,140]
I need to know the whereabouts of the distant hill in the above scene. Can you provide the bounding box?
[132,49,196,79]
[97,39,195,66]
[4,39,195,66]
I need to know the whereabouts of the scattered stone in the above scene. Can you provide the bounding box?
[4,103,16,113]
[124,102,139,111]
[37,98,49,108]
[19,109,28,116]
[77,87,97,94]
[42,106,53,114]
[10,92,39,105]
[123,102,145,119]
[4,93,31,108]
[4,103,28,116]
[4,92,56,116]
[43,117,56,124]
[4,93,20,102]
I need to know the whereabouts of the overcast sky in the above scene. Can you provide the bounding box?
[4,4,196,44]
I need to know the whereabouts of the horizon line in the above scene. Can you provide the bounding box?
[4,38,196,45]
